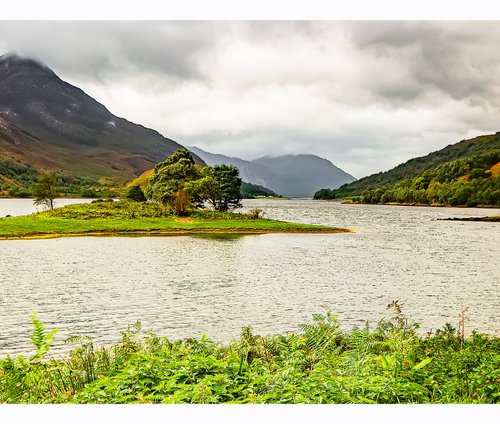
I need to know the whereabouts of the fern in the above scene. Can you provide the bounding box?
[30,312,60,360]
[299,310,342,354]
[343,322,375,375]
[348,322,373,355]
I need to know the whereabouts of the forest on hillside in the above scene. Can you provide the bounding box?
[0,158,119,198]
[315,134,500,207]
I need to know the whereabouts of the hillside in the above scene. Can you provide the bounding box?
[189,146,356,198]
[240,182,280,199]
[314,133,500,207]
[253,155,356,197]
[0,53,203,196]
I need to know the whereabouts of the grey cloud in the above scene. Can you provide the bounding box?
[0,21,218,82]
[349,21,442,49]
[0,21,498,177]
[348,21,500,106]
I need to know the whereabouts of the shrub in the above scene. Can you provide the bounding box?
[247,208,265,219]
[125,185,147,202]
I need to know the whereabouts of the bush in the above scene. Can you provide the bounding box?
[125,185,147,202]
[247,208,265,219]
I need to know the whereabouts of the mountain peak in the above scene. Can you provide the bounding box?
[0,52,56,77]
[0,53,199,179]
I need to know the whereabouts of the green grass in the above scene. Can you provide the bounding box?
[1,306,499,404]
[0,200,345,239]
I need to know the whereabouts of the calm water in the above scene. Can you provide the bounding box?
[0,197,94,217]
[0,198,498,356]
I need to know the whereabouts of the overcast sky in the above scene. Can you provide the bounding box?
[1,21,499,178]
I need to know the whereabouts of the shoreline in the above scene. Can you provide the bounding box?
[0,227,351,240]
[338,200,500,209]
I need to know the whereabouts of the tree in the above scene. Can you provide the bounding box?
[32,173,58,210]
[469,168,488,180]
[144,149,200,214]
[125,185,147,202]
[171,189,191,216]
[145,150,243,214]
[191,164,242,212]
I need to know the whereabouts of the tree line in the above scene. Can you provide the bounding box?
[315,133,500,204]
[361,152,500,206]
[0,158,118,198]
[316,151,500,207]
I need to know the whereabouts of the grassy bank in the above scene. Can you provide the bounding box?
[1,307,498,404]
[0,200,346,239]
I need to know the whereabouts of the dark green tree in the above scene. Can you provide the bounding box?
[145,149,200,213]
[469,168,488,180]
[32,173,58,210]
[125,185,147,202]
[189,164,242,212]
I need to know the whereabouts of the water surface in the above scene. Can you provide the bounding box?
[0,197,93,217]
[0,199,498,356]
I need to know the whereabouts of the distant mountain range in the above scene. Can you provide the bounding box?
[189,146,356,198]
[0,53,203,183]
[314,133,500,207]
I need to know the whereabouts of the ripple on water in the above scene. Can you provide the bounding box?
[0,199,499,356]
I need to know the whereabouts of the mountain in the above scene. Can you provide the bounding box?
[0,53,203,185]
[189,146,356,198]
[314,133,500,207]
[252,155,356,197]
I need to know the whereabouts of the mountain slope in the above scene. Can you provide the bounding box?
[253,154,356,197]
[189,146,356,198]
[314,133,500,206]
[0,53,202,183]
[240,182,280,198]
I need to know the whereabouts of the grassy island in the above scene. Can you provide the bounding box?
[0,200,347,239]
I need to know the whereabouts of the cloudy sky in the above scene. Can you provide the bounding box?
[1,21,499,178]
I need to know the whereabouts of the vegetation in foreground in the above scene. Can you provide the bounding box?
[0,303,498,404]
[314,133,500,207]
[0,199,341,238]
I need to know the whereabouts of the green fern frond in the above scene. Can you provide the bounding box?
[29,312,60,360]
[30,312,46,351]
[299,310,342,353]
[347,323,373,354]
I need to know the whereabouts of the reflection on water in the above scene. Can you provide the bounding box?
[0,199,498,356]
[190,234,249,241]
